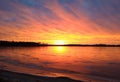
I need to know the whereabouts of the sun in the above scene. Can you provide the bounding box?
[54,40,67,45]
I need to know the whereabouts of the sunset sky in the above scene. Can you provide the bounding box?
[0,0,120,44]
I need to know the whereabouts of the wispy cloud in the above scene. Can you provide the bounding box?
[0,0,120,44]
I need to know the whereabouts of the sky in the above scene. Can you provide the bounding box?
[0,0,120,44]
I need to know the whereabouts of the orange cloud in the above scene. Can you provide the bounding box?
[0,0,120,44]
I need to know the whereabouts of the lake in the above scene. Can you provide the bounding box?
[0,46,120,81]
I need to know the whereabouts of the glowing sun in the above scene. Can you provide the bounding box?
[54,40,67,45]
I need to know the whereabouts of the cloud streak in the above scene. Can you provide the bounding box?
[0,0,120,44]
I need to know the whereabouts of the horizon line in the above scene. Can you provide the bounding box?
[0,40,120,47]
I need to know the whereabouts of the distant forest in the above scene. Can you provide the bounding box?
[0,41,46,47]
[0,40,120,47]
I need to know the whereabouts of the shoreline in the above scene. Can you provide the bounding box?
[1,69,120,82]
[0,69,82,82]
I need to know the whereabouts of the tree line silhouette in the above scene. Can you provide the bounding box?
[0,41,47,47]
[0,40,120,47]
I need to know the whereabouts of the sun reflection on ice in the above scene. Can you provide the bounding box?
[53,46,66,54]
